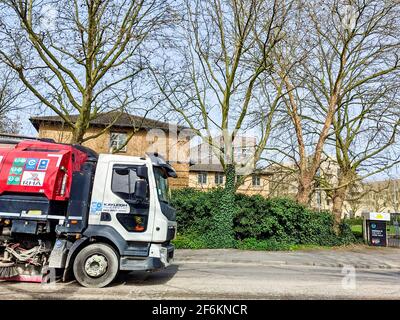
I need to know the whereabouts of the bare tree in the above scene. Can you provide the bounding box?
[269,0,400,211]
[328,87,400,223]
[153,0,291,246]
[0,0,168,143]
[0,68,24,133]
[311,0,400,224]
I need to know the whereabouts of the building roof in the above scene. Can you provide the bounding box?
[189,163,272,175]
[30,112,190,132]
[189,163,225,172]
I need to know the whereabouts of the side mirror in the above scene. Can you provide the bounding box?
[134,179,148,202]
[137,165,148,179]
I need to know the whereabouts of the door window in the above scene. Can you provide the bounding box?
[111,166,140,201]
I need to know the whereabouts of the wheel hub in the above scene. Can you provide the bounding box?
[84,255,108,278]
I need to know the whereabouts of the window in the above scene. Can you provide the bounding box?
[111,166,140,201]
[110,132,127,152]
[252,175,261,187]
[154,167,170,203]
[215,172,224,185]
[198,172,207,184]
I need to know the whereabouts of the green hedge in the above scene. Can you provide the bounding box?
[171,188,356,250]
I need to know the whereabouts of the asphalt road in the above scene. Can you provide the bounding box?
[1,260,400,299]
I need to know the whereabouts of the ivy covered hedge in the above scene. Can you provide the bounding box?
[171,188,356,250]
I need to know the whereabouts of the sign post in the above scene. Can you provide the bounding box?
[362,212,390,247]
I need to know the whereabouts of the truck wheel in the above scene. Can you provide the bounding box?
[73,243,119,288]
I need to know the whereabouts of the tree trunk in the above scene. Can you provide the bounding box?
[332,187,346,227]
[71,126,85,145]
[296,173,313,205]
[208,164,236,248]
[332,174,351,231]
[71,94,92,145]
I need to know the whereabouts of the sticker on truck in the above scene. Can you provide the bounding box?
[25,158,39,170]
[90,201,103,215]
[9,166,23,175]
[103,203,129,213]
[12,158,26,166]
[20,171,45,187]
[37,159,49,170]
[7,175,21,185]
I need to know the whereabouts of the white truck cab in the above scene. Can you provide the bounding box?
[81,153,177,281]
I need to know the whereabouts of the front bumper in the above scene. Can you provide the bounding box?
[119,243,174,271]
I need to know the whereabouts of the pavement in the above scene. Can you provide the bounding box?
[0,246,399,300]
[174,245,400,269]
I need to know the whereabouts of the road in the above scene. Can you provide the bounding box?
[1,255,400,299]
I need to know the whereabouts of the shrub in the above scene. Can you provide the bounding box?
[173,233,209,249]
[171,188,357,249]
[171,188,217,234]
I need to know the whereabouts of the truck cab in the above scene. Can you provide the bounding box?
[0,140,177,287]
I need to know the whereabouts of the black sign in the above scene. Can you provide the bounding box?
[368,221,387,246]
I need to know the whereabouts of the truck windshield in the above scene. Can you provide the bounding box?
[154,167,170,204]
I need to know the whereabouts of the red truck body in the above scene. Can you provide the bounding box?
[0,140,88,201]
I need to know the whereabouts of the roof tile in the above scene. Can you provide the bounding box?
[30,111,189,131]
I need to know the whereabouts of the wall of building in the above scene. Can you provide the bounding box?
[188,171,269,197]
[38,125,110,152]
[169,163,190,189]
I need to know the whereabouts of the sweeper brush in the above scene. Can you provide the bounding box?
[0,261,19,278]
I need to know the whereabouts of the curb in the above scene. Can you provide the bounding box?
[174,258,400,270]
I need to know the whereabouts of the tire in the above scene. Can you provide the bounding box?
[73,243,119,288]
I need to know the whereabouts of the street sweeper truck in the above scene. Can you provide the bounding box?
[0,138,177,287]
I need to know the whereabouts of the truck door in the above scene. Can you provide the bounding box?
[98,162,154,242]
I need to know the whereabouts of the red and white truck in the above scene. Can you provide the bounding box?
[0,138,177,287]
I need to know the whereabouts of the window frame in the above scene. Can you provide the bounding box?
[252,174,261,187]
[198,172,208,185]
[215,172,224,185]
[110,132,128,153]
